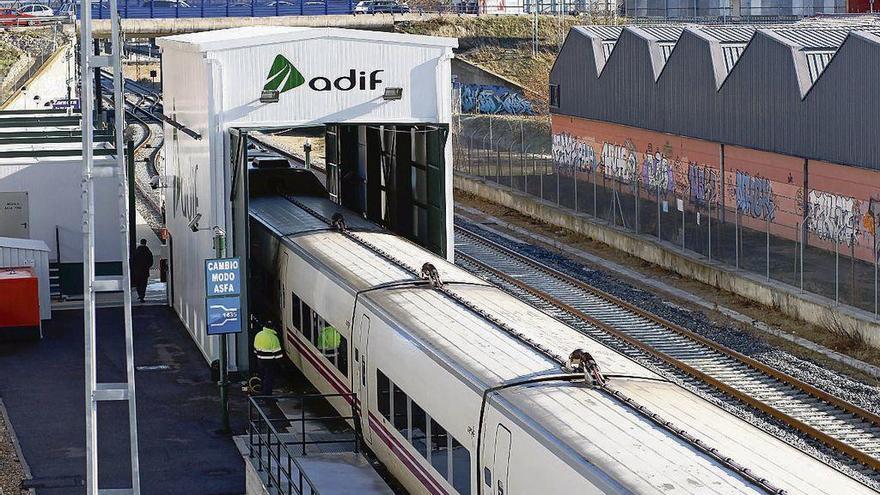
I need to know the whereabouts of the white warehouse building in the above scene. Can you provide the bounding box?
[157,27,458,369]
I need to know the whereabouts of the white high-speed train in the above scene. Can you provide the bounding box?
[249,194,874,495]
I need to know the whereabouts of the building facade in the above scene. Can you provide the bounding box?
[545,22,880,310]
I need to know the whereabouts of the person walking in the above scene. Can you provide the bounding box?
[132,239,153,303]
[254,324,283,395]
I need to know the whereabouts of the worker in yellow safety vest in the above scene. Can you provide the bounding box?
[254,324,283,395]
[317,325,342,357]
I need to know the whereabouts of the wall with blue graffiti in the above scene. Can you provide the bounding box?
[455,83,535,115]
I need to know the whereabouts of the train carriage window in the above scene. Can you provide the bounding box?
[451,436,471,495]
[301,303,312,340]
[312,315,324,348]
[291,293,301,332]
[430,418,449,480]
[411,401,428,459]
[392,383,408,433]
[335,337,348,377]
[377,370,391,420]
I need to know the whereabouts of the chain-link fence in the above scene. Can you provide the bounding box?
[453,114,880,318]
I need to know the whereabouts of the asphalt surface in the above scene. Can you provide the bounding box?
[0,305,247,494]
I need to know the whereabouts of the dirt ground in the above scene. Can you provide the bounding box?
[0,403,27,495]
[456,191,880,386]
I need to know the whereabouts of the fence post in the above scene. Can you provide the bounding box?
[708,200,712,262]
[635,172,640,234]
[556,164,560,206]
[735,209,740,269]
[539,154,544,202]
[681,202,685,252]
[593,167,597,218]
[868,230,878,318]
[799,221,804,291]
[495,140,500,184]
[574,168,579,213]
[835,232,840,303]
[766,215,770,281]
[301,399,307,455]
[656,186,661,240]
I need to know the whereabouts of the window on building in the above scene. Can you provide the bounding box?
[291,293,301,331]
[549,84,560,109]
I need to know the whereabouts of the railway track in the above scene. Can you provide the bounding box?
[453,223,880,479]
[99,73,164,219]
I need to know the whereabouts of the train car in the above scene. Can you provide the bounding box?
[249,193,876,495]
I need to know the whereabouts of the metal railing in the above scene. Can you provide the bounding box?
[247,393,361,495]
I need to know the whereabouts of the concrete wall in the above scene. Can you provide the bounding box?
[454,173,880,347]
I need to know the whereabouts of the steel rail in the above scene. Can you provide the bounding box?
[454,224,880,473]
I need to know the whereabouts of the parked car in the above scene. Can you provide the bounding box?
[353,0,409,13]
[17,4,53,16]
[0,8,33,25]
[140,0,191,8]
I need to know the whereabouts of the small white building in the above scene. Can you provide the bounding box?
[157,27,458,368]
[0,111,122,298]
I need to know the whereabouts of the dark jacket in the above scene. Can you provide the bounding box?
[132,245,154,282]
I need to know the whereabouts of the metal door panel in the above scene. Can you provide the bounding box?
[0,192,28,238]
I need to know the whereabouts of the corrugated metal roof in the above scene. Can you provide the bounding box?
[639,25,685,42]
[659,42,676,62]
[805,50,836,82]
[722,44,747,72]
[575,22,880,82]
[0,236,49,251]
[602,41,615,61]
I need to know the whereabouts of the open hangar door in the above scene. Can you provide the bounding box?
[326,123,449,258]
[229,123,449,372]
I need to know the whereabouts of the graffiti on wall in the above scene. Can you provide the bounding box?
[552,133,596,173]
[641,144,675,194]
[457,83,534,115]
[687,163,719,206]
[807,190,860,244]
[601,141,638,183]
[735,170,776,220]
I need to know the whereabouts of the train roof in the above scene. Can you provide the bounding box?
[363,285,658,387]
[496,380,875,495]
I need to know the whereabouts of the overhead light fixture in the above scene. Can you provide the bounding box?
[260,89,280,104]
[383,87,403,101]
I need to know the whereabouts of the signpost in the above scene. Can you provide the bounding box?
[205,255,240,433]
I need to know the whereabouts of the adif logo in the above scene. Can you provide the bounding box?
[263,54,384,95]
[263,55,306,94]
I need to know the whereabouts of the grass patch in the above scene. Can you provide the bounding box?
[0,41,20,79]
[398,15,624,107]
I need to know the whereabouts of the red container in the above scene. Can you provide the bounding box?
[0,267,40,340]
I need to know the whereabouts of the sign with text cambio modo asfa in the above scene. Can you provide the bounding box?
[205,257,242,335]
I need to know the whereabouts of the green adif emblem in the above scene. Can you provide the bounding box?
[263,55,305,94]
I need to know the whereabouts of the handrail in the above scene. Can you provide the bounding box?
[247,392,361,495]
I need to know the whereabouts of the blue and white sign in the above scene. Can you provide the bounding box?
[206,296,242,335]
[205,257,241,296]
